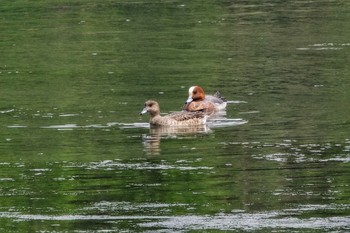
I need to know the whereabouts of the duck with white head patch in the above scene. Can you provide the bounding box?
[183,86,227,114]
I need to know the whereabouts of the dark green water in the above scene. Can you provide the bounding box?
[1,1,350,232]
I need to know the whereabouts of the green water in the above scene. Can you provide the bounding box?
[1,1,350,232]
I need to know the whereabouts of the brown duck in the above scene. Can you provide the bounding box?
[140,100,207,127]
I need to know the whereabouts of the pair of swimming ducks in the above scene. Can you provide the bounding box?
[140,86,227,127]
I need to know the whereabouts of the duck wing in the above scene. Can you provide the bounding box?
[167,111,206,121]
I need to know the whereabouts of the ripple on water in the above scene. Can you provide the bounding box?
[0,204,348,231]
[82,160,213,171]
[223,140,350,164]
[7,125,28,128]
[40,122,120,130]
[207,118,248,128]
[297,42,350,51]
[82,201,189,214]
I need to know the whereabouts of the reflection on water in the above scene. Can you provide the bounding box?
[141,116,247,155]
[142,125,211,155]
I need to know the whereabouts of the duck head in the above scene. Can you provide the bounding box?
[186,86,206,103]
[140,100,160,116]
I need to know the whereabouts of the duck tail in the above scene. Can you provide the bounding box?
[213,91,227,102]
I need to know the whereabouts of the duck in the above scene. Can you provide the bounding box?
[183,86,227,114]
[140,100,207,127]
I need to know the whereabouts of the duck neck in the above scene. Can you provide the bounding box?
[149,110,160,118]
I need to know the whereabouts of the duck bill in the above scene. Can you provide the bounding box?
[185,96,193,103]
[140,108,148,115]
